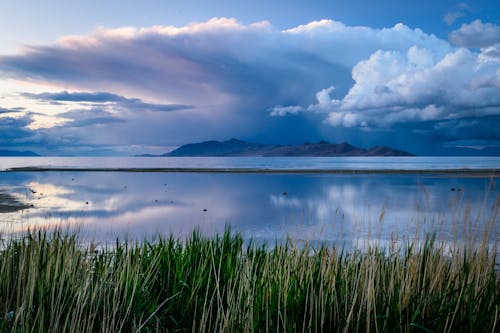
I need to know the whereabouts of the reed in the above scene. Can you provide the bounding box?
[0,226,498,332]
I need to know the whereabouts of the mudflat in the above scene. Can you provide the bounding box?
[0,191,31,213]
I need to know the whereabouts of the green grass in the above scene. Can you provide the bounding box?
[0,228,498,332]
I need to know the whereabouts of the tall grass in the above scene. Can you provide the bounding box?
[0,227,498,332]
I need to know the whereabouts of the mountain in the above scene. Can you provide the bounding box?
[161,139,413,157]
[0,150,40,156]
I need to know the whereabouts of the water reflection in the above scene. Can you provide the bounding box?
[0,172,498,247]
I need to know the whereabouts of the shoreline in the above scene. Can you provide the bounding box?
[4,166,499,176]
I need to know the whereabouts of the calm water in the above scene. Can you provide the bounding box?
[0,157,498,246]
[1,156,500,171]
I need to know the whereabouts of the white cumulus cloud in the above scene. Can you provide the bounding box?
[450,20,500,48]
[297,45,500,128]
[269,105,303,117]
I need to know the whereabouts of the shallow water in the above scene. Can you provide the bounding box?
[1,169,498,248]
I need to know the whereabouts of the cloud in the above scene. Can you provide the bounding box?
[443,2,472,26]
[444,12,465,26]
[443,139,500,149]
[306,86,341,112]
[0,18,279,107]
[279,45,500,132]
[458,2,472,10]
[0,18,499,154]
[450,20,500,48]
[479,44,500,62]
[0,107,22,114]
[24,91,125,102]
[269,105,303,117]
[56,108,126,127]
[23,91,191,112]
[0,115,38,145]
[0,18,451,108]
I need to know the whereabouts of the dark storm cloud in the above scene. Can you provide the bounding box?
[23,91,126,102]
[23,91,192,112]
[0,115,37,145]
[0,18,451,109]
[57,109,126,128]
[0,18,499,154]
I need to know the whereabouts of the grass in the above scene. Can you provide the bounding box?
[0,227,498,332]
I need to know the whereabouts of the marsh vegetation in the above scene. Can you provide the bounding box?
[0,221,498,332]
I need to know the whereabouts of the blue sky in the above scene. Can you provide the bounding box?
[0,0,499,155]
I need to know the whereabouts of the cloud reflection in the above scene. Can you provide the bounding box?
[0,172,497,246]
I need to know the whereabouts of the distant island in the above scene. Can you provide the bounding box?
[138,139,414,157]
[0,150,40,157]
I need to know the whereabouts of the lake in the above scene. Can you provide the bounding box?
[0,157,498,247]
[2,156,500,171]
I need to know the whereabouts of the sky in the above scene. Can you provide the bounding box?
[0,0,499,156]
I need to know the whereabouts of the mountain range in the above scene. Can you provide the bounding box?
[139,139,414,157]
